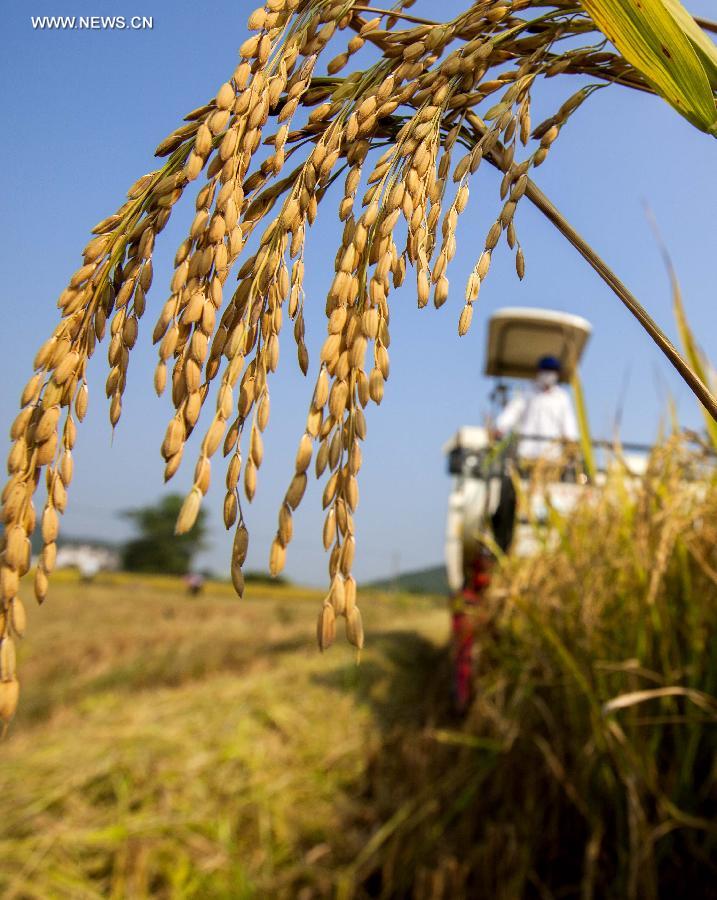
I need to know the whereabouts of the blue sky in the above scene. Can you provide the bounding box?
[1,1,715,584]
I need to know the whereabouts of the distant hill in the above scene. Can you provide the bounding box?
[368,564,449,596]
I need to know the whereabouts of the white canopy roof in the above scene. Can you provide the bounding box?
[484,307,592,382]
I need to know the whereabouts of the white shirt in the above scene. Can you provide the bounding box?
[495,383,579,460]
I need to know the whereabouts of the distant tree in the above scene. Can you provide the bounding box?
[244,571,289,586]
[121,494,207,575]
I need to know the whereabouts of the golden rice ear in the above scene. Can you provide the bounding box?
[10,598,27,638]
[7,0,717,721]
[175,489,202,535]
[269,538,286,577]
[329,576,346,615]
[346,606,364,651]
[231,564,245,599]
[233,525,249,568]
[0,636,17,681]
[0,678,19,724]
[317,602,336,652]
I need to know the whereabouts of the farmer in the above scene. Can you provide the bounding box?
[488,354,579,552]
[493,354,579,461]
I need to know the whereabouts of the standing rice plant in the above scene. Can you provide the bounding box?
[2,0,717,720]
[647,212,717,452]
[570,368,596,481]
[348,437,717,898]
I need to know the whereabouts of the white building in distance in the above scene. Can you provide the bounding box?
[53,541,120,577]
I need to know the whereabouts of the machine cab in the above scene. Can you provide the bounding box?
[484,307,591,382]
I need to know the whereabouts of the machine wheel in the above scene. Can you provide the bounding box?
[449,559,492,715]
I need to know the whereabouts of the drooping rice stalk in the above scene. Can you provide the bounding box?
[2,0,717,721]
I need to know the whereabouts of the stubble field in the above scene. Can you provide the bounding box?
[0,572,450,899]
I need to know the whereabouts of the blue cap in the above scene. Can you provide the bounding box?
[537,355,561,372]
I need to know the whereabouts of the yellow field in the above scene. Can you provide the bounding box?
[0,573,449,899]
[4,444,717,900]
